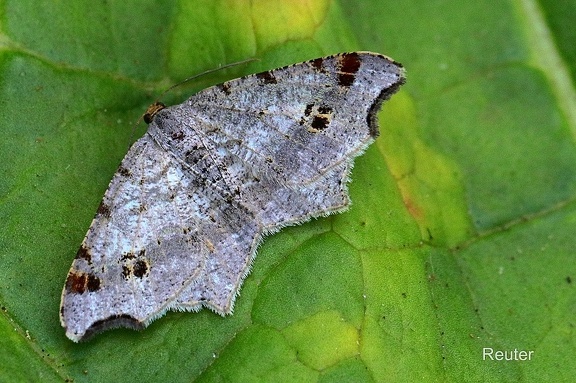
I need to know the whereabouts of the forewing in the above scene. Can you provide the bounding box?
[147,52,404,231]
[60,134,259,342]
[150,52,404,189]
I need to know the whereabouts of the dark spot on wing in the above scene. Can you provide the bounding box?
[121,252,136,261]
[311,58,324,71]
[75,245,91,263]
[65,272,101,294]
[121,250,149,279]
[133,260,149,278]
[171,131,185,140]
[96,201,111,218]
[65,272,86,294]
[118,166,131,177]
[256,70,277,84]
[311,115,330,131]
[87,274,101,291]
[217,82,231,95]
[300,104,333,132]
[337,52,361,87]
[122,266,130,279]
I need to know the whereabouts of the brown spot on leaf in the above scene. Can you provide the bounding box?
[403,196,423,220]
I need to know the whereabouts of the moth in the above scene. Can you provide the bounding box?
[60,51,405,342]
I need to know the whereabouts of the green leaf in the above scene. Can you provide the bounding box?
[1,0,575,382]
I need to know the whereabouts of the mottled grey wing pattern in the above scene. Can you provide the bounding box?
[60,134,260,341]
[60,52,405,342]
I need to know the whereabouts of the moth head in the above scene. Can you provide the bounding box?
[143,102,166,124]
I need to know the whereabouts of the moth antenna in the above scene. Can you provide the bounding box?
[129,57,259,145]
[154,57,259,103]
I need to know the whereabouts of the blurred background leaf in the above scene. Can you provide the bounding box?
[0,0,575,382]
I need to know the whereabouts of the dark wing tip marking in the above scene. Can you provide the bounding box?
[76,314,144,342]
[367,74,406,138]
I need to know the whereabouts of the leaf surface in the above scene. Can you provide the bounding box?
[0,0,574,381]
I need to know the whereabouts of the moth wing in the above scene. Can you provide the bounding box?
[148,52,404,232]
[152,53,405,310]
[59,134,259,342]
[151,52,404,186]
[61,52,406,340]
